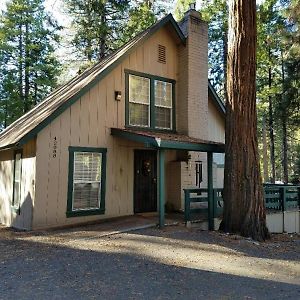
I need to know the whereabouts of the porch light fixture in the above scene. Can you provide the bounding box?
[115,91,122,101]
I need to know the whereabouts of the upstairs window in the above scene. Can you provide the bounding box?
[155,80,172,129]
[126,71,175,131]
[129,75,150,127]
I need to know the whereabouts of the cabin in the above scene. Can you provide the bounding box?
[0,9,226,230]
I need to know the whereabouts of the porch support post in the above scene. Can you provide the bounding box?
[159,149,165,228]
[207,151,214,230]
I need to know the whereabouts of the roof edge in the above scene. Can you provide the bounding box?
[208,81,226,116]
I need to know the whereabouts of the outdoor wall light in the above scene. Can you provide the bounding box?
[115,91,122,101]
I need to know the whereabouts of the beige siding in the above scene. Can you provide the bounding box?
[208,96,225,143]
[33,27,179,229]
[0,139,36,229]
[0,149,14,226]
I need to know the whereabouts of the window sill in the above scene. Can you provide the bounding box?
[125,125,176,134]
[66,208,105,218]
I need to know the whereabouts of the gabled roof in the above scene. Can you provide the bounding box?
[0,14,185,150]
[0,13,225,150]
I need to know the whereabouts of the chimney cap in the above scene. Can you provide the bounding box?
[189,2,196,10]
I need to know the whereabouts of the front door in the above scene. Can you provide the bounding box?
[134,150,157,213]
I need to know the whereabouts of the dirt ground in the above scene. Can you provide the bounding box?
[0,224,299,299]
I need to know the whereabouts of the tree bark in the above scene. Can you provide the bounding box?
[221,0,270,241]
[262,115,269,182]
[268,47,276,183]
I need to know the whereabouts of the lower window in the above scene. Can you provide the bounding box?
[12,151,22,212]
[67,147,107,217]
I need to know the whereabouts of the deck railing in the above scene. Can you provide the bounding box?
[184,185,300,224]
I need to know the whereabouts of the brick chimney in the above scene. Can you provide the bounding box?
[177,6,208,140]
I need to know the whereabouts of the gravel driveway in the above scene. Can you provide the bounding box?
[0,224,299,300]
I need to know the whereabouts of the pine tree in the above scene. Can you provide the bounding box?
[0,0,61,128]
[65,0,131,65]
[123,0,172,41]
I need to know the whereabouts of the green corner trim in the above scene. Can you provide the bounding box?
[66,146,107,218]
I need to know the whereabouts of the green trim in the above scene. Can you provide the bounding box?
[66,146,107,218]
[125,70,176,131]
[11,149,23,215]
[159,149,165,228]
[124,69,176,84]
[208,81,225,116]
[14,14,184,148]
[111,128,225,153]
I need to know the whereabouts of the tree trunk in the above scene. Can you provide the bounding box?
[268,47,276,183]
[262,115,269,182]
[223,31,228,101]
[221,0,269,241]
[281,116,288,183]
[24,18,30,113]
[281,53,289,184]
[18,24,24,105]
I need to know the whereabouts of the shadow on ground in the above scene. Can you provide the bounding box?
[0,234,299,300]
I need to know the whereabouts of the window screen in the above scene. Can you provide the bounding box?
[154,80,172,129]
[129,74,150,127]
[72,152,102,210]
[13,152,22,208]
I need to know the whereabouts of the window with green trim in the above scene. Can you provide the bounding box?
[12,151,22,209]
[67,147,106,217]
[126,71,175,130]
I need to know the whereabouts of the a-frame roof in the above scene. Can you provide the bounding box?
[0,13,224,150]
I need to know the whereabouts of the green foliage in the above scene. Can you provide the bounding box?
[173,0,195,20]
[123,0,172,41]
[200,0,228,97]
[0,0,61,129]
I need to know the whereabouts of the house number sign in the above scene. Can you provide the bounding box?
[53,137,57,158]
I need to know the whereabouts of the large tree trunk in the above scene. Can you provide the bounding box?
[268,47,276,183]
[262,115,269,182]
[221,0,269,241]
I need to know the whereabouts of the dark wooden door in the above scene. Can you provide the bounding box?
[134,150,157,213]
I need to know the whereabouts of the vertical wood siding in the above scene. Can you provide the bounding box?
[33,27,179,229]
[0,139,36,229]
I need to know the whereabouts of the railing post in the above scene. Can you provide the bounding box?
[158,149,165,228]
[184,190,190,222]
[207,152,214,230]
[281,187,286,212]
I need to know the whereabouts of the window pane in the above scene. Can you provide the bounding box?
[72,152,102,210]
[129,75,150,104]
[73,182,100,210]
[13,153,22,207]
[155,80,172,107]
[155,106,171,129]
[129,102,149,127]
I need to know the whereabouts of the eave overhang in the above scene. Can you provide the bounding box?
[111,128,225,153]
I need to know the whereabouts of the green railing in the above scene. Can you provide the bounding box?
[184,185,300,224]
[264,185,300,211]
[184,188,223,222]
